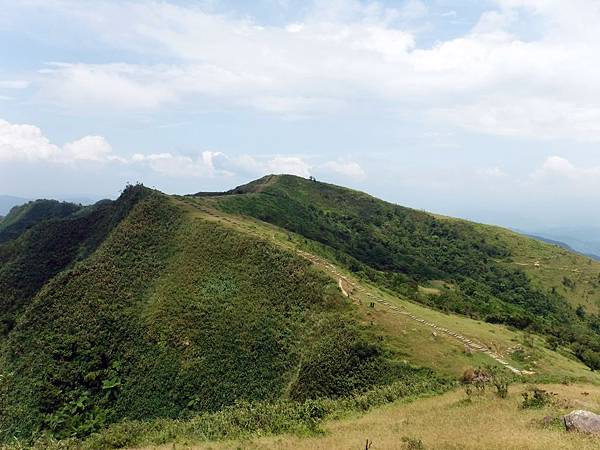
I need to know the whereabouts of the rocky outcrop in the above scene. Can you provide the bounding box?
[563,410,600,435]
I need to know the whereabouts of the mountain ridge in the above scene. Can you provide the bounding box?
[1,174,599,447]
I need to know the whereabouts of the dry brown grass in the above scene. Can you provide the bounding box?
[133,384,600,450]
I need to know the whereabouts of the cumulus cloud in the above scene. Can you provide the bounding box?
[320,160,366,179]
[63,135,119,162]
[1,118,364,180]
[131,151,229,177]
[6,0,592,140]
[0,119,60,161]
[530,156,600,185]
[264,156,311,177]
[0,118,120,165]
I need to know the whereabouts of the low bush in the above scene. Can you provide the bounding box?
[521,387,555,409]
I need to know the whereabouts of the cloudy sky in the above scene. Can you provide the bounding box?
[1,0,599,229]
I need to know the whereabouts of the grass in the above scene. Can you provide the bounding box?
[478,223,600,314]
[162,383,600,450]
[1,190,436,443]
[176,195,598,381]
[207,175,600,371]
[21,378,450,450]
[2,177,599,446]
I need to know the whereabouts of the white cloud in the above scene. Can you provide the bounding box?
[432,98,600,142]
[131,151,230,177]
[0,118,120,164]
[265,156,311,177]
[40,63,177,110]
[0,119,59,161]
[528,156,600,192]
[320,160,366,179]
[0,80,29,89]
[16,0,597,141]
[63,135,116,162]
[531,156,600,180]
[0,118,319,179]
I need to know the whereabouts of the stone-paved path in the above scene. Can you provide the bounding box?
[296,249,535,376]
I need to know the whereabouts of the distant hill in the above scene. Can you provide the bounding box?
[521,232,600,260]
[1,175,599,447]
[0,195,30,216]
[0,199,83,243]
[523,227,600,261]
[521,233,576,252]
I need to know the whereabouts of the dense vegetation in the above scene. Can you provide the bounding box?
[0,199,82,243]
[213,175,600,370]
[0,186,151,337]
[0,185,429,444]
[2,175,599,447]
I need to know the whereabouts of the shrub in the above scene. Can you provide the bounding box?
[521,387,554,409]
[401,436,426,450]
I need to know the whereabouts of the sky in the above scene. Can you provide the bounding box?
[1,0,600,229]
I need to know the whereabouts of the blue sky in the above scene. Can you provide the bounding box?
[1,0,599,229]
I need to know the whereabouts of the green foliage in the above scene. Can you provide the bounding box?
[0,188,182,441]
[520,387,554,409]
[289,318,411,400]
[58,376,449,450]
[0,184,152,337]
[401,436,426,450]
[212,175,600,370]
[0,184,427,444]
[0,199,82,243]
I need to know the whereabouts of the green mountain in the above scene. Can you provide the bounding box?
[0,175,599,447]
[0,195,31,216]
[0,199,83,243]
[211,175,600,369]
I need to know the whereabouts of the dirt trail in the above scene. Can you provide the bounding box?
[178,197,534,376]
[296,249,534,376]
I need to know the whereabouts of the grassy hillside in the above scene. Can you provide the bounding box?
[1,176,599,449]
[0,199,82,243]
[210,175,600,370]
[0,187,438,444]
[173,195,598,381]
[186,383,600,450]
[0,186,151,337]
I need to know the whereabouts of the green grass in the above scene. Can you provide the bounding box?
[175,195,598,382]
[210,175,600,371]
[2,176,600,448]
[0,188,431,444]
[0,199,82,243]
[10,377,451,450]
[473,222,600,313]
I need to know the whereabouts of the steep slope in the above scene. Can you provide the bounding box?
[2,178,599,449]
[53,194,599,449]
[208,175,600,370]
[0,199,82,243]
[0,187,436,443]
[0,186,151,337]
[0,195,30,216]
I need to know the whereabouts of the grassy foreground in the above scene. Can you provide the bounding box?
[147,383,600,450]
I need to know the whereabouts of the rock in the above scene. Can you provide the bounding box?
[563,410,600,435]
